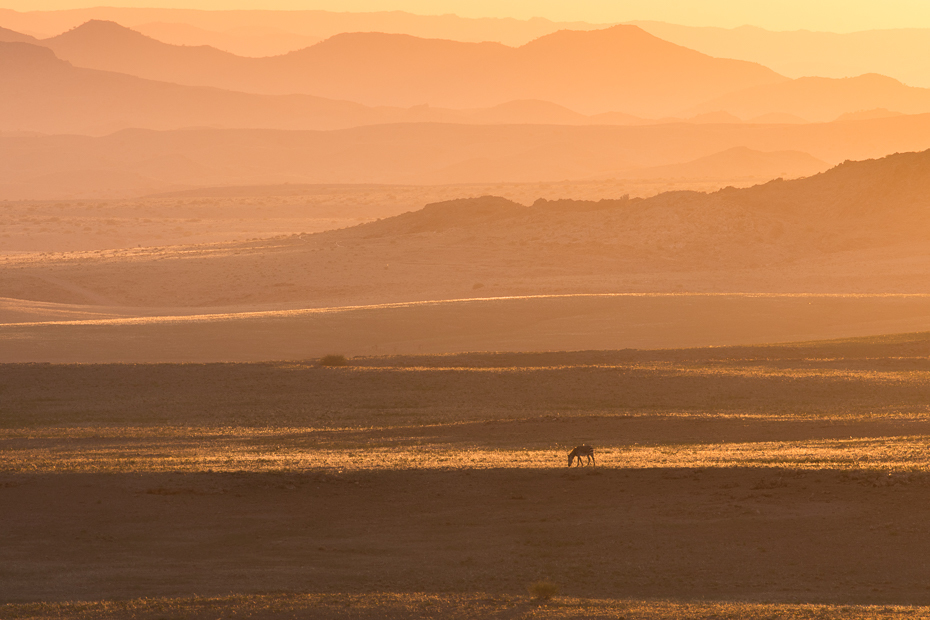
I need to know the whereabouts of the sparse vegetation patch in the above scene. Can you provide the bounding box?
[529,580,559,601]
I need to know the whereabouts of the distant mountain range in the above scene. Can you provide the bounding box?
[0,39,783,136]
[361,148,930,256]
[131,21,321,58]
[0,41,383,135]
[2,117,930,199]
[634,21,930,90]
[688,74,930,122]
[0,40,683,134]
[0,7,608,48]
[0,25,34,43]
[3,15,930,200]
[619,147,828,181]
[33,20,785,116]
[6,7,930,88]
[6,19,930,124]
[5,149,930,315]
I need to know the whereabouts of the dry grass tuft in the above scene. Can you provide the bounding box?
[4,593,930,619]
[8,427,930,474]
[317,354,349,367]
[529,580,559,601]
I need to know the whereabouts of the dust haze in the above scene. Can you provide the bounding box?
[4,4,930,619]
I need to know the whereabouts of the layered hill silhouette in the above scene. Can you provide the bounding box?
[41,20,264,90]
[346,148,930,263]
[689,74,930,122]
[36,20,785,116]
[635,21,930,90]
[0,41,666,135]
[0,25,35,43]
[9,8,930,89]
[5,115,930,198]
[4,149,930,311]
[0,7,606,49]
[25,20,930,122]
[13,7,930,88]
[0,37,789,135]
[619,147,828,180]
[132,21,323,57]
[0,41,395,135]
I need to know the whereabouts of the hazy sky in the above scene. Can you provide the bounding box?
[8,0,930,32]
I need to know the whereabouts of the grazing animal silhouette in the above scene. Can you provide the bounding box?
[567,445,595,467]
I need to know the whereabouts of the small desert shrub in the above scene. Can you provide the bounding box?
[317,354,349,367]
[528,580,558,601]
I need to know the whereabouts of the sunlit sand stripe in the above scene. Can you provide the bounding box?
[4,436,930,473]
[5,292,930,327]
[1,593,928,619]
[7,410,930,440]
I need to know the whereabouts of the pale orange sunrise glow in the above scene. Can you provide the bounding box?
[7,0,930,32]
[4,0,930,617]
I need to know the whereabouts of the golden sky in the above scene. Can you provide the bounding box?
[8,0,930,32]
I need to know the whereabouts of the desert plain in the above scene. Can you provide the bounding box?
[6,336,930,618]
[8,174,930,620]
[7,154,930,620]
[7,5,930,618]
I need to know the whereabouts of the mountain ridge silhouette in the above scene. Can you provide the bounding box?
[38,20,786,116]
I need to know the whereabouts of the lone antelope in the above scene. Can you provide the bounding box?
[567,445,595,467]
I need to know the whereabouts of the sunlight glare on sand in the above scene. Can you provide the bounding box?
[6,292,930,327]
[4,428,930,474]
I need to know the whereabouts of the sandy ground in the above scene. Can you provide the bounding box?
[0,178,732,254]
[4,202,930,314]
[4,334,930,429]
[4,293,930,362]
[5,595,930,620]
[0,194,377,254]
[5,467,930,606]
[4,158,930,366]
[5,169,930,616]
[4,342,930,615]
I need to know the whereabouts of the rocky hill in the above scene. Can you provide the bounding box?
[2,150,930,309]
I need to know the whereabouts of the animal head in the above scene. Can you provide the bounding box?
[567,448,578,467]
